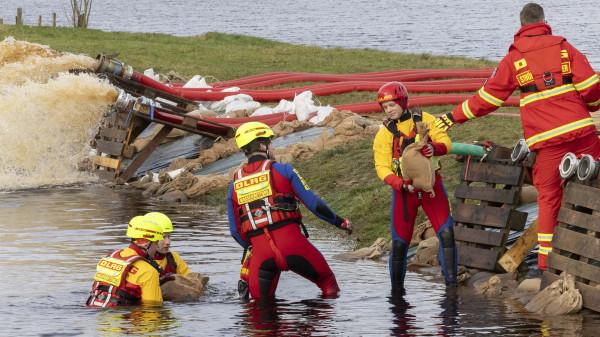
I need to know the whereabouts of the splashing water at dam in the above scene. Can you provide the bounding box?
[0,38,118,190]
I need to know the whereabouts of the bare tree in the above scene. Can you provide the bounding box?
[69,0,93,28]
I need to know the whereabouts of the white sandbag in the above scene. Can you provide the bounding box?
[143,68,160,81]
[209,93,254,112]
[183,75,212,88]
[220,86,241,92]
[309,106,334,124]
[225,100,261,114]
[251,106,275,116]
[273,99,295,114]
[293,91,318,121]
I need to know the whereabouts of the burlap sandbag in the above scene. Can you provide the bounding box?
[400,122,435,194]
[161,272,209,302]
[525,272,583,315]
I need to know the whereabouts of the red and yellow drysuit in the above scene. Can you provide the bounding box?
[87,245,163,307]
[448,22,600,270]
[227,157,345,300]
[154,251,190,278]
[373,110,456,291]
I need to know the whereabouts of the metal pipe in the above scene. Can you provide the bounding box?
[95,54,133,79]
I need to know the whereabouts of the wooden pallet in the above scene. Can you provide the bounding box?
[453,146,528,271]
[542,180,600,313]
[91,108,133,181]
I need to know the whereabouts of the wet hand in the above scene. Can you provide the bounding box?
[434,112,455,131]
[403,179,415,193]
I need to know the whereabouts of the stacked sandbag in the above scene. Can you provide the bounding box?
[332,237,390,262]
[161,272,209,302]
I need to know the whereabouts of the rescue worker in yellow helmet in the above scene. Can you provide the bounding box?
[146,212,190,281]
[86,216,164,307]
[227,121,351,301]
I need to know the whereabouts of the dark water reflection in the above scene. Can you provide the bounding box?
[2,185,600,336]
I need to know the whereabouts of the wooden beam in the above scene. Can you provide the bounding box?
[93,156,120,170]
[498,221,538,273]
[117,125,173,183]
[463,161,523,185]
[454,183,519,204]
[553,226,600,261]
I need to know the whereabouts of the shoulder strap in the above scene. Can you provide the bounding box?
[166,252,178,271]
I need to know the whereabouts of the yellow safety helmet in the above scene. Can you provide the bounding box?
[126,215,164,242]
[234,122,275,149]
[145,212,173,233]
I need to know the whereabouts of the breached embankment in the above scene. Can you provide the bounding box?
[0,37,117,190]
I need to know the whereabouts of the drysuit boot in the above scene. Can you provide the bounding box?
[438,227,458,286]
[390,240,409,295]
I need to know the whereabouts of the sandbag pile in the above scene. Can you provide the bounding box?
[161,272,209,302]
[333,237,390,262]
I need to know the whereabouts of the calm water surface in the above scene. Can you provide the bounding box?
[2,185,600,336]
[2,0,600,68]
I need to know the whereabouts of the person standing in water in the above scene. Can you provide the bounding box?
[146,212,190,281]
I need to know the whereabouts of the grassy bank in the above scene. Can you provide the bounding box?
[2,25,523,246]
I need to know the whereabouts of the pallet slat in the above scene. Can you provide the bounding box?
[93,156,120,170]
[454,226,505,246]
[95,139,124,156]
[562,182,600,212]
[557,207,600,232]
[454,184,519,204]
[457,243,502,270]
[463,161,523,185]
[97,127,128,141]
[548,253,600,284]
[553,226,600,261]
[453,203,527,230]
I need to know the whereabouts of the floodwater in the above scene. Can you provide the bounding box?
[2,186,600,336]
[2,0,600,68]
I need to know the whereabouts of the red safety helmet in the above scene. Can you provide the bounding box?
[377,82,408,110]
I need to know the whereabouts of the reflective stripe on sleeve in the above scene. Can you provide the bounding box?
[525,117,595,147]
[574,74,600,91]
[520,84,576,107]
[587,97,600,107]
[478,87,504,107]
[461,100,476,119]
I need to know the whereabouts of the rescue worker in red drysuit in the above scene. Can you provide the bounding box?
[435,3,600,271]
[227,121,352,301]
[373,81,457,294]
[86,216,164,307]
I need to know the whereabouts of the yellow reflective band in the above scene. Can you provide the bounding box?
[538,247,553,255]
[525,118,595,147]
[588,97,600,107]
[538,233,553,242]
[574,74,599,91]
[462,100,476,119]
[520,84,576,107]
[478,88,504,107]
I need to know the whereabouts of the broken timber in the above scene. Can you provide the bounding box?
[542,179,600,313]
[453,146,529,271]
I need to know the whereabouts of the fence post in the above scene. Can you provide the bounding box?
[16,8,23,25]
[0,18,4,25]
[52,13,56,27]
[38,15,42,27]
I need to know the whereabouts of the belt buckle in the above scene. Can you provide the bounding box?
[543,71,555,87]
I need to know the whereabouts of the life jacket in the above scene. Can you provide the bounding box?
[385,109,424,175]
[233,160,302,238]
[86,249,155,308]
[510,35,573,94]
[155,252,178,277]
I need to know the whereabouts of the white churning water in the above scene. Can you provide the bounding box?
[0,38,118,190]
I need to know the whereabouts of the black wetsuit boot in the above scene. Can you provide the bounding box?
[438,227,458,286]
[390,240,409,295]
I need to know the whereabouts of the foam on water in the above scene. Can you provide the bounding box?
[0,38,117,190]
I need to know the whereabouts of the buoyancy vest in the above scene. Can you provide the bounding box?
[385,109,423,175]
[86,249,155,308]
[510,35,573,93]
[233,160,302,237]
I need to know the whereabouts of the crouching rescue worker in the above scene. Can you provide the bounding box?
[373,82,457,294]
[434,3,600,271]
[86,216,164,307]
[227,121,352,301]
[146,212,190,281]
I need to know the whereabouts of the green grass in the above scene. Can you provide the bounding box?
[2,25,523,246]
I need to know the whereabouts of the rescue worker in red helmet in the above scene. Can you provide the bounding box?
[86,216,164,307]
[434,3,600,271]
[227,121,352,301]
[373,81,456,294]
[147,212,190,282]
